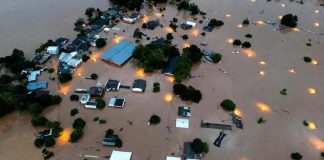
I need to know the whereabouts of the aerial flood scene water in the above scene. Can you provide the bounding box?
[0,0,323,160]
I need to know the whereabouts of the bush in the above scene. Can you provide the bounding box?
[241,41,251,48]
[115,138,123,148]
[201,32,206,36]
[95,38,107,48]
[149,114,161,125]
[166,33,174,40]
[51,95,62,105]
[172,18,178,23]
[96,98,106,109]
[281,14,298,28]
[31,116,48,126]
[70,108,79,116]
[257,117,266,124]
[208,18,224,28]
[44,137,55,147]
[245,34,252,38]
[73,118,86,129]
[142,23,147,29]
[211,53,222,63]
[220,99,236,111]
[173,83,188,96]
[321,152,324,157]
[90,73,98,80]
[34,138,44,148]
[48,68,55,74]
[82,55,90,62]
[242,18,250,25]
[233,39,241,46]
[303,57,312,63]
[28,103,42,115]
[187,45,202,62]
[58,73,72,83]
[70,94,79,101]
[191,138,209,154]
[106,129,114,135]
[303,120,309,126]
[70,129,83,143]
[153,82,160,92]
[291,152,303,160]
[182,34,189,40]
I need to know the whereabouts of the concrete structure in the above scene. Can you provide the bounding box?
[47,46,59,55]
[110,150,132,160]
[176,118,189,128]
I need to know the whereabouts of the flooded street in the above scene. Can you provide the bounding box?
[0,0,324,160]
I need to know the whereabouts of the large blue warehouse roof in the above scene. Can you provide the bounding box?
[101,41,136,66]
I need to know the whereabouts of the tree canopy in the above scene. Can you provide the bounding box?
[191,138,209,154]
[281,14,298,28]
[220,99,236,111]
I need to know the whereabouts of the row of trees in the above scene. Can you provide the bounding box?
[173,83,202,103]
[133,43,180,72]
[172,45,202,82]
[0,49,35,75]
[34,121,63,148]
[110,0,144,10]
[177,1,201,15]
[70,118,86,143]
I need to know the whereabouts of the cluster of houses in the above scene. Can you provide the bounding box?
[74,79,146,109]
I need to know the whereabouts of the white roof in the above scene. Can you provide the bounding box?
[47,46,59,55]
[186,21,196,27]
[67,58,82,67]
[58,52,73,63]
[27,70,41,82]
[166,156,181,160]
[109,98,117,107]
[110,150,132,160]
[176,118,189,128]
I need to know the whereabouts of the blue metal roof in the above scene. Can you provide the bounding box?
[101,41,136,65]
[27,81,48,91]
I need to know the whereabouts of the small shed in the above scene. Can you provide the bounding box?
[108,97,125,108]
[105,79,121,91]
[36,129,52,140]
[85,101,97,109]
[80,94,90,104]
[110,150,132,160]
[176,118,189,128]
[166,156,181,160]
[178,106,191,117]
[131,79,146,92]
[102,135,117,146]
[47,46,59,55]
[186,21,196,27]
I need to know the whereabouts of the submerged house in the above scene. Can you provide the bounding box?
[162,55,180,76]
[36,129,52,140]
[85,101,97,109]
[52,37,69,48]
[105,79,121,91]
[181,21,196,30]
[108,97,125,108]
[47,46,59,55]
[102,134,117,146]
[27,81,48,91]
[101,41,136,66]
[147,20,159,30]
[178,106,191,117]
[122,13,141,24]
[131,79,146,92]
[89,87,104,97]
[110,150,132,160]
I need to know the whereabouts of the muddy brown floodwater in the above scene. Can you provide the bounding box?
[0,0,324,160]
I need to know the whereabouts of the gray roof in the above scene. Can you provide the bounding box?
[162,55,180,75]
[105,79,120,90]
[132,79,146,90]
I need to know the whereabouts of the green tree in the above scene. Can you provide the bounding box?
[31,116,48,126]
[115,138,123,148]
[303,57,312,63]
[220,99,236,111]
[51,95,62,105]
[242,18,250,25]
[208,18,224,28]
[44,137,56,147]
[191,138,209,154]
[58,73,72,83]
[291,152,303,160]
[241,41,251,48]
[28,103,42,115]
[233,39,241,46]
[182,34,189,40]
[85,7,95,17]
[90,73,98,80]
[211,53,222,63]
[70,129,83,143]
[153,82,160,92]
[48,68,55,73]
[34,138,44,148]
[96,98,106,109]
[281,14,298,28]
[70,108,79,116]
[95,38,107,48]
[149,114,161,125]
[70,95,79,101]
[166,33,174,40]
[73,118,86,130]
